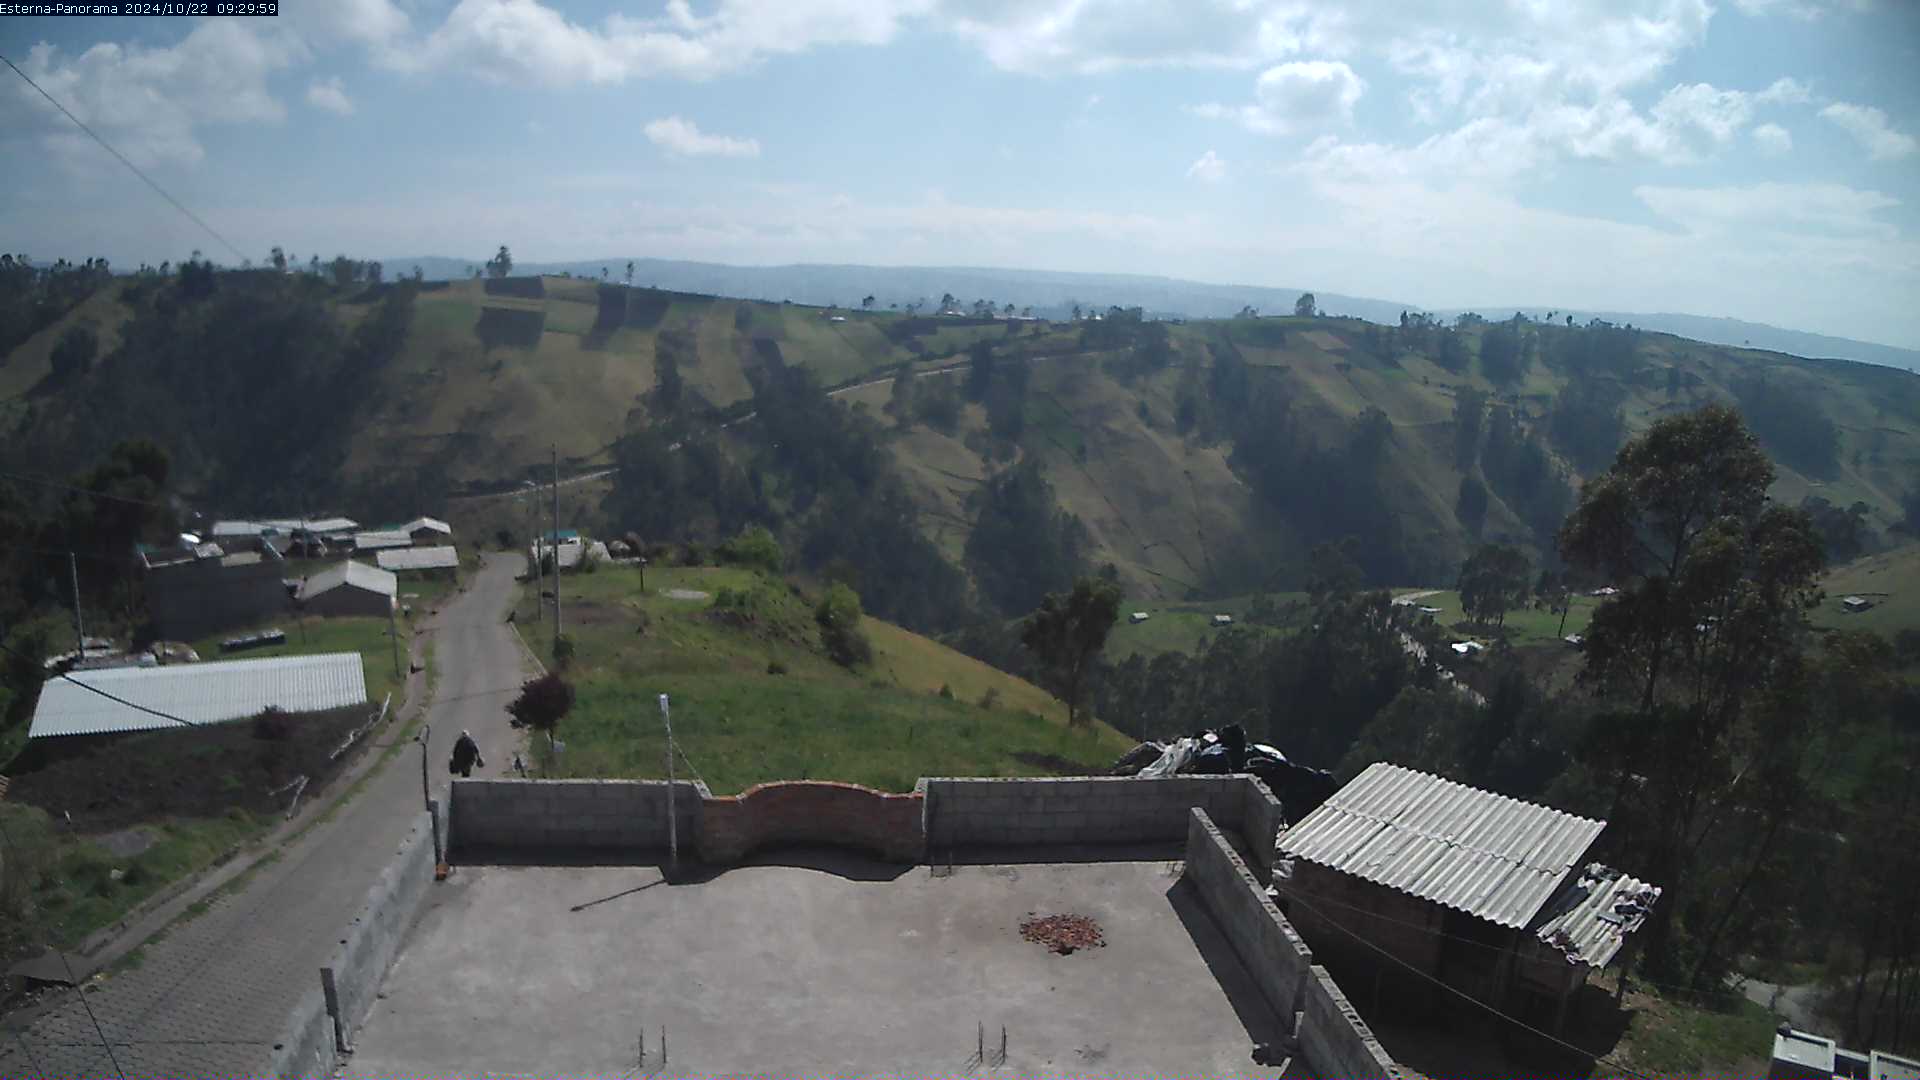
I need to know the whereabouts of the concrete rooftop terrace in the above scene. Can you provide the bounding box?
[346,853,1301,1079]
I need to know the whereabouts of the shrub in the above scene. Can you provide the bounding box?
[507,672,575,734]
[938,683,955,700]
[718,525,783,573]
[979,687,1000,710]
[682,542,706,566]
[815,583,873,668]
[551,634,576,670]
[251,707,296,740]
[766,658,788,675]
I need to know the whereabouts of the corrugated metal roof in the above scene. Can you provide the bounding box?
[376,546,458,571]
[353,530,413,550]
[210,520,267,537]
[300,560,396,600]
[402,516,451,535]
[28,652,368,739]
[1530,863,1661,969]
[1278,762,1606,928]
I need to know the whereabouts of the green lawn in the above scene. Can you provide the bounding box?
[1103,593,1309,661]
[527,563,1133,792]
[1607,983,1775,1078]
[1813,544,1920,638]
[191,613,412,713]
[1397,588,1600,646]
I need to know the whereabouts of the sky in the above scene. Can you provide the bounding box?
[1,0,1917,349]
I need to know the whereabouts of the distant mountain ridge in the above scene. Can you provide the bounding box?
[388,255,1920,374]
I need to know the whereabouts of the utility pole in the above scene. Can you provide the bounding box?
[389,597,401,678]
[552,445,562,647]
[660,694,677,870]
[525,480,541,623]
[68,552,84,657]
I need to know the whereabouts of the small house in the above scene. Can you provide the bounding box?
[1277,763,1660,1034]
[141,540,290,641]
[299,560,397,618]
[1129,611,1151,625]
[401,516,453,546]
[1211,614,1234,627]
[26,651,367,744]
[376,546,459,578]
[1841,596,1874,613]
[352,530,413,553]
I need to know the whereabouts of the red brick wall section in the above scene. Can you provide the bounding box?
[696,780,926,863]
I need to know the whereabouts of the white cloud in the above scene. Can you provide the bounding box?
[1186,150,1226,182]
[643,116,761,158]
[2,22,302,168]
[1756,76,1812,104]
[1751,122,1793,155]
[1651,83,1754,144]
[406,0,934,84]
[1821,102,1918,160]
[1195,60,1364,135]
[1636,181,1899,236]
[1729,0,1869,18]
[305,77,355,115]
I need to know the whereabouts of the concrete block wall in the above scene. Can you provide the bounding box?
[1301,963,1401,1080]
[325,802,442,1040]
[1182,809,1313,1019]
[1184,809,1401,1080]
[1239,775,1284,882]
[450,778,706,854]
[699,780,925,863]
[267,985,335,1080]
[923,776,1261,852]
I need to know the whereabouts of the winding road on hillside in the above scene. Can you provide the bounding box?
[0,558,528,1079]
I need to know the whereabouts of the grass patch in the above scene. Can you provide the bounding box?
[1608,983,1775,1078]
[1102,593,1308,661]
[30,808,265,950]
[193,614,411,707]
[529,564,1133,792]
[1399,588,1600,646]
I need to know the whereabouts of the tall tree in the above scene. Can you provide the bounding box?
[1457,543,1530,631]
[486,245,513,279]
[1021,577,1122,727]
[1294,292,1316,318]
[1559,404,1824,977]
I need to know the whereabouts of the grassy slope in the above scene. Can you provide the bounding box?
[1101,592,1310,662]
[6,279,1918,612]
[190,612,414,707]
[526,562,1132,792]
[1813,542,1920,636]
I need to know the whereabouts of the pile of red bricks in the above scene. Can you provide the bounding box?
[1019,913,1106,955]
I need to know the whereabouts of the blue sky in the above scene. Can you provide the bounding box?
[2,0,1916,347]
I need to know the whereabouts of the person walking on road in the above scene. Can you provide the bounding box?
[451,729,485,778]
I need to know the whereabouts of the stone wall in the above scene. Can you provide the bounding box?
[924,776,1279,874]
[699,780,925,863]
[272,802,444,1080]
[449,778,705,855]
[1182,808,1313,1018]
[1183,809,1401,1080]
[1300,963,1401,1080]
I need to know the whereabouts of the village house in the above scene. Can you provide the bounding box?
[399,516,453,546]
[1273,762,1660,1034]
[140,536,290,641]
[375,546,458,579]
[298,560,397,618]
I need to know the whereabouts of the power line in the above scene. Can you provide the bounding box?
[0,469,176,510]
[1281,890,1657,1080]
[0,51,245,264]
[0,637,199,728]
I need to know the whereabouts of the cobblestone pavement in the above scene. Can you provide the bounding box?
[0,557,527,1079]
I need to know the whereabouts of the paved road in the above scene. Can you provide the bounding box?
[0,556,528,1079]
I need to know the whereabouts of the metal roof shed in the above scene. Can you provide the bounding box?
[376,546,459,572]
[28,652,368,739]
[1279,762,1604,929]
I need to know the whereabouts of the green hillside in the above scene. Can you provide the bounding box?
[4,270,1918,618]
[520,562,1132,792]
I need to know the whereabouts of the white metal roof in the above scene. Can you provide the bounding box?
[300,559,397,600]
[28,652,368,739]
[402,516,452,536]
[1278,762,1607,929]
[376,546,459,571]
[1530,863,1661,969]
[210,520,267,537]
[352,530,413,551]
